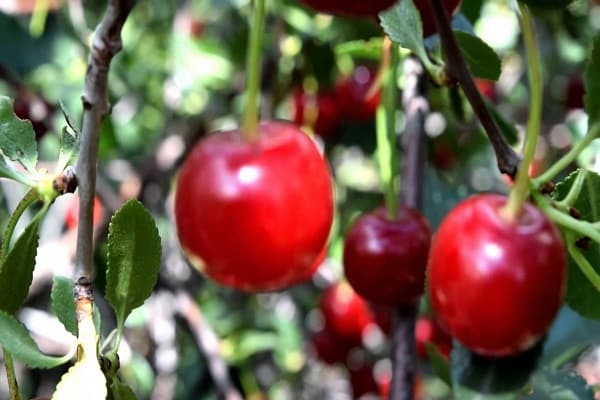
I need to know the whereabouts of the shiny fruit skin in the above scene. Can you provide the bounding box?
[428,194,566,357]
[174,121,334,292]
[335,66,381,121]
[293,89,340,139]
[319,282,374,343]
[343,206,431,306]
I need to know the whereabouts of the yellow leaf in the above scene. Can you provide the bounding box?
[52,300,106,400]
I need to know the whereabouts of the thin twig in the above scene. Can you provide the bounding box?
[390,56,428,400]
[428,0,520,178]
[74,0,135,282]
[175,290,243,400]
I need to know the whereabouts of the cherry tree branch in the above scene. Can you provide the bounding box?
[175,290,243,400]
[74,0,135,281]
[390,56,428,400]
[428,0,520,178]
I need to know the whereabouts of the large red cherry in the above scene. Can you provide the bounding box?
[335,66,381,122]
[319,282,374,343]
[343,206,431,306]
[293,89,340,139]
[174,121,334,292]
[427,194,566,357]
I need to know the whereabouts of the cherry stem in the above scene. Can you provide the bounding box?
[241,0,266,140]
[390,56,429,400]
[533,123,600,188]
[376,38,400,220]
[533,191,600,244]
[428,0,520,177]
[555,169,587,209]
[3,351,20,400]
[0,188,38,261]
[502,3,542,223]
[566,231,600,293]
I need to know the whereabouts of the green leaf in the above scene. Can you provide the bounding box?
[56,126,79,173]
[0,216,41,314]
[51,277,77,336]
[426,343,452,387]
[56,102,80,173]
[523,367,594,399]
[584,35,600,127]
[0,155,33,185]
[0,309,72,368]
[109,380,138,400]
[106,200,162,328]
[380,0,428,62]
[454,31,501,81]
[552,170,600,320]
[0,96,38,172]
[451,341,543,399]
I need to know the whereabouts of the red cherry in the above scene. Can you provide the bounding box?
[310,328,354,365]
[343,206,431,306]
[319,282,374,343]
[371,305,393,335]
[415,316,452,359]
[335,66,381,122]
[475,79,498,103]
[293,89,340,139]
[174,121,334,292]
[349,364,380,398]
[564,75,585,110]
[430,140,457,171]
[427,194,566,357]
[64,194,103,230]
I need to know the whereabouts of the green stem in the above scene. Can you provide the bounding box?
[533,192,600,244]
[107,319,124,362]
[0,189,38,261]
[549,344,588,369]
[566,231,600,293]
[533,123,600,188]
[556,169,587,208]
[241,0,266,140]
[502,3,542,222]
[3,350,21,400]
[376,42,400,220]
